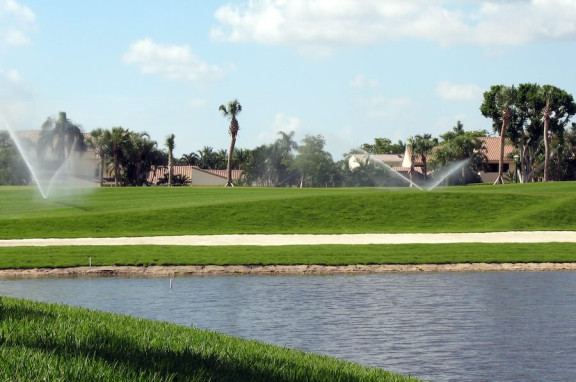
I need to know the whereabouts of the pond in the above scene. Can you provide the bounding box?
[1,272,576,381]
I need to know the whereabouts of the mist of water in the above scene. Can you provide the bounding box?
[349,150,474,191]
[351,149,424,190]
[426,158,471,191]
[2,116,97,200]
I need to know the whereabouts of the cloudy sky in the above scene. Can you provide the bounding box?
[2,0,576,157]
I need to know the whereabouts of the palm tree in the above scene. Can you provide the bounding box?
[86,128,107,186]
[104,127,130,187]
[128,132,156,186]
[406,136,417,186]
[494,86,517,184]
[197,146,217,169]
[180,152,199,166]
[165,134,175,187]
[38,111,85,161]
[219,99,242,187]
[542,88,552,182]
[411,134,437,183]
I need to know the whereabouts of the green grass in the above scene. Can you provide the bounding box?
[0,297,419,381]
[1,182,576,239]
[1,243,576,269]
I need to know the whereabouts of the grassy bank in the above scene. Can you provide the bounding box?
[0,297,418,381]
[1,183,575,239]
[1,243,576,269]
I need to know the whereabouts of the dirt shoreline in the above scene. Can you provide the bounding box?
[1,263,576,279]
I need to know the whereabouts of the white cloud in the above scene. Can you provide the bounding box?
[435,81,482,101]
[122,38,232,82]
[4,29,29,46]
[273,112,302,132]
[188,98,207,109]
[1,0,35,21]
[212,0,576,50]
[0,68,21,83]
[257,112,302,143]
[0,0,35,47]
[350,74,379,89]
[366,95,414,118]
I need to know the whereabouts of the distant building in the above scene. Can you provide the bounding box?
[146,165,244,186]
[476,137,515,183]
[368,137,516,184]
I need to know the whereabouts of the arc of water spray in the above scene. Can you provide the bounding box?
[2,116,83,200]
[45,139,78,198]
[3,117,49,199]
[426,158,471,191]
[356,149,424,190]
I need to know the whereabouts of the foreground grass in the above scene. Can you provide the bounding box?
[1,243,576,269]
[1,183,575,239]
[0,297,418,381]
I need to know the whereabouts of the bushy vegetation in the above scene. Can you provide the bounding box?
[0,297,417,381]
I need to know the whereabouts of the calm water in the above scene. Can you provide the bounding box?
[1,272,576,381]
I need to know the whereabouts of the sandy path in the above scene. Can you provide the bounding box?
[1,231,576,247]
[1,231,575,278]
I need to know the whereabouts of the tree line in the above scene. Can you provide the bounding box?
[2,86,576,187]
[481,84,576,183]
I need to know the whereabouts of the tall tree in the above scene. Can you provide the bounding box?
[0,131,30,185]
[360,138,405,154]
[126,132,157,186]
[38,111,85,161]
[104,127,130,187]
[480,85,517,184]
[411,134,437,183]
[219,99,242,187]
[293,135,334,187]
[431,122,488,185]
[86,128,107,186]
[406,136,417,186]
[179,152,199,166]
[539,85,576,181]
[165,134,175,187]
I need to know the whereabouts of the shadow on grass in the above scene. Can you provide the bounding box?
[1,299,390,382]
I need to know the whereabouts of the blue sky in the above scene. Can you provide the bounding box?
[2,0,576,158]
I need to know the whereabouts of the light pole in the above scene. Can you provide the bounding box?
[513,154,520,183]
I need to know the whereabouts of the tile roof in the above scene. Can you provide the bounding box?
[477,136,515,162]
[146,165,243,185]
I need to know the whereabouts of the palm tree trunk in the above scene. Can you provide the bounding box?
[168,155,173,187]
[494,117,508,185]
[99,148,104,187]
[543,111,550,182]
[226,135,236,187]
[114,149,119,187]
[422,156,427,183]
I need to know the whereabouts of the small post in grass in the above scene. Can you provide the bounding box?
[89,257,92,267]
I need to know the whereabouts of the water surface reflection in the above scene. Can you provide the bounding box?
[1,272,575,381]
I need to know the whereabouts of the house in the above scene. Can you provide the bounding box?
[476,137,515,183]
[347,152,425,185]
[400,136,516,184]
[348,153,404,170]
[146,165,244,186]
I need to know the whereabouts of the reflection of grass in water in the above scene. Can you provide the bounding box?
[0,183,575,239]
[1,243,576,269]
[0,297,418,381]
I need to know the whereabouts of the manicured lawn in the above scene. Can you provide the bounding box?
[1,183,575,239]
[0,297,418,381]
[1,243,576,269]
